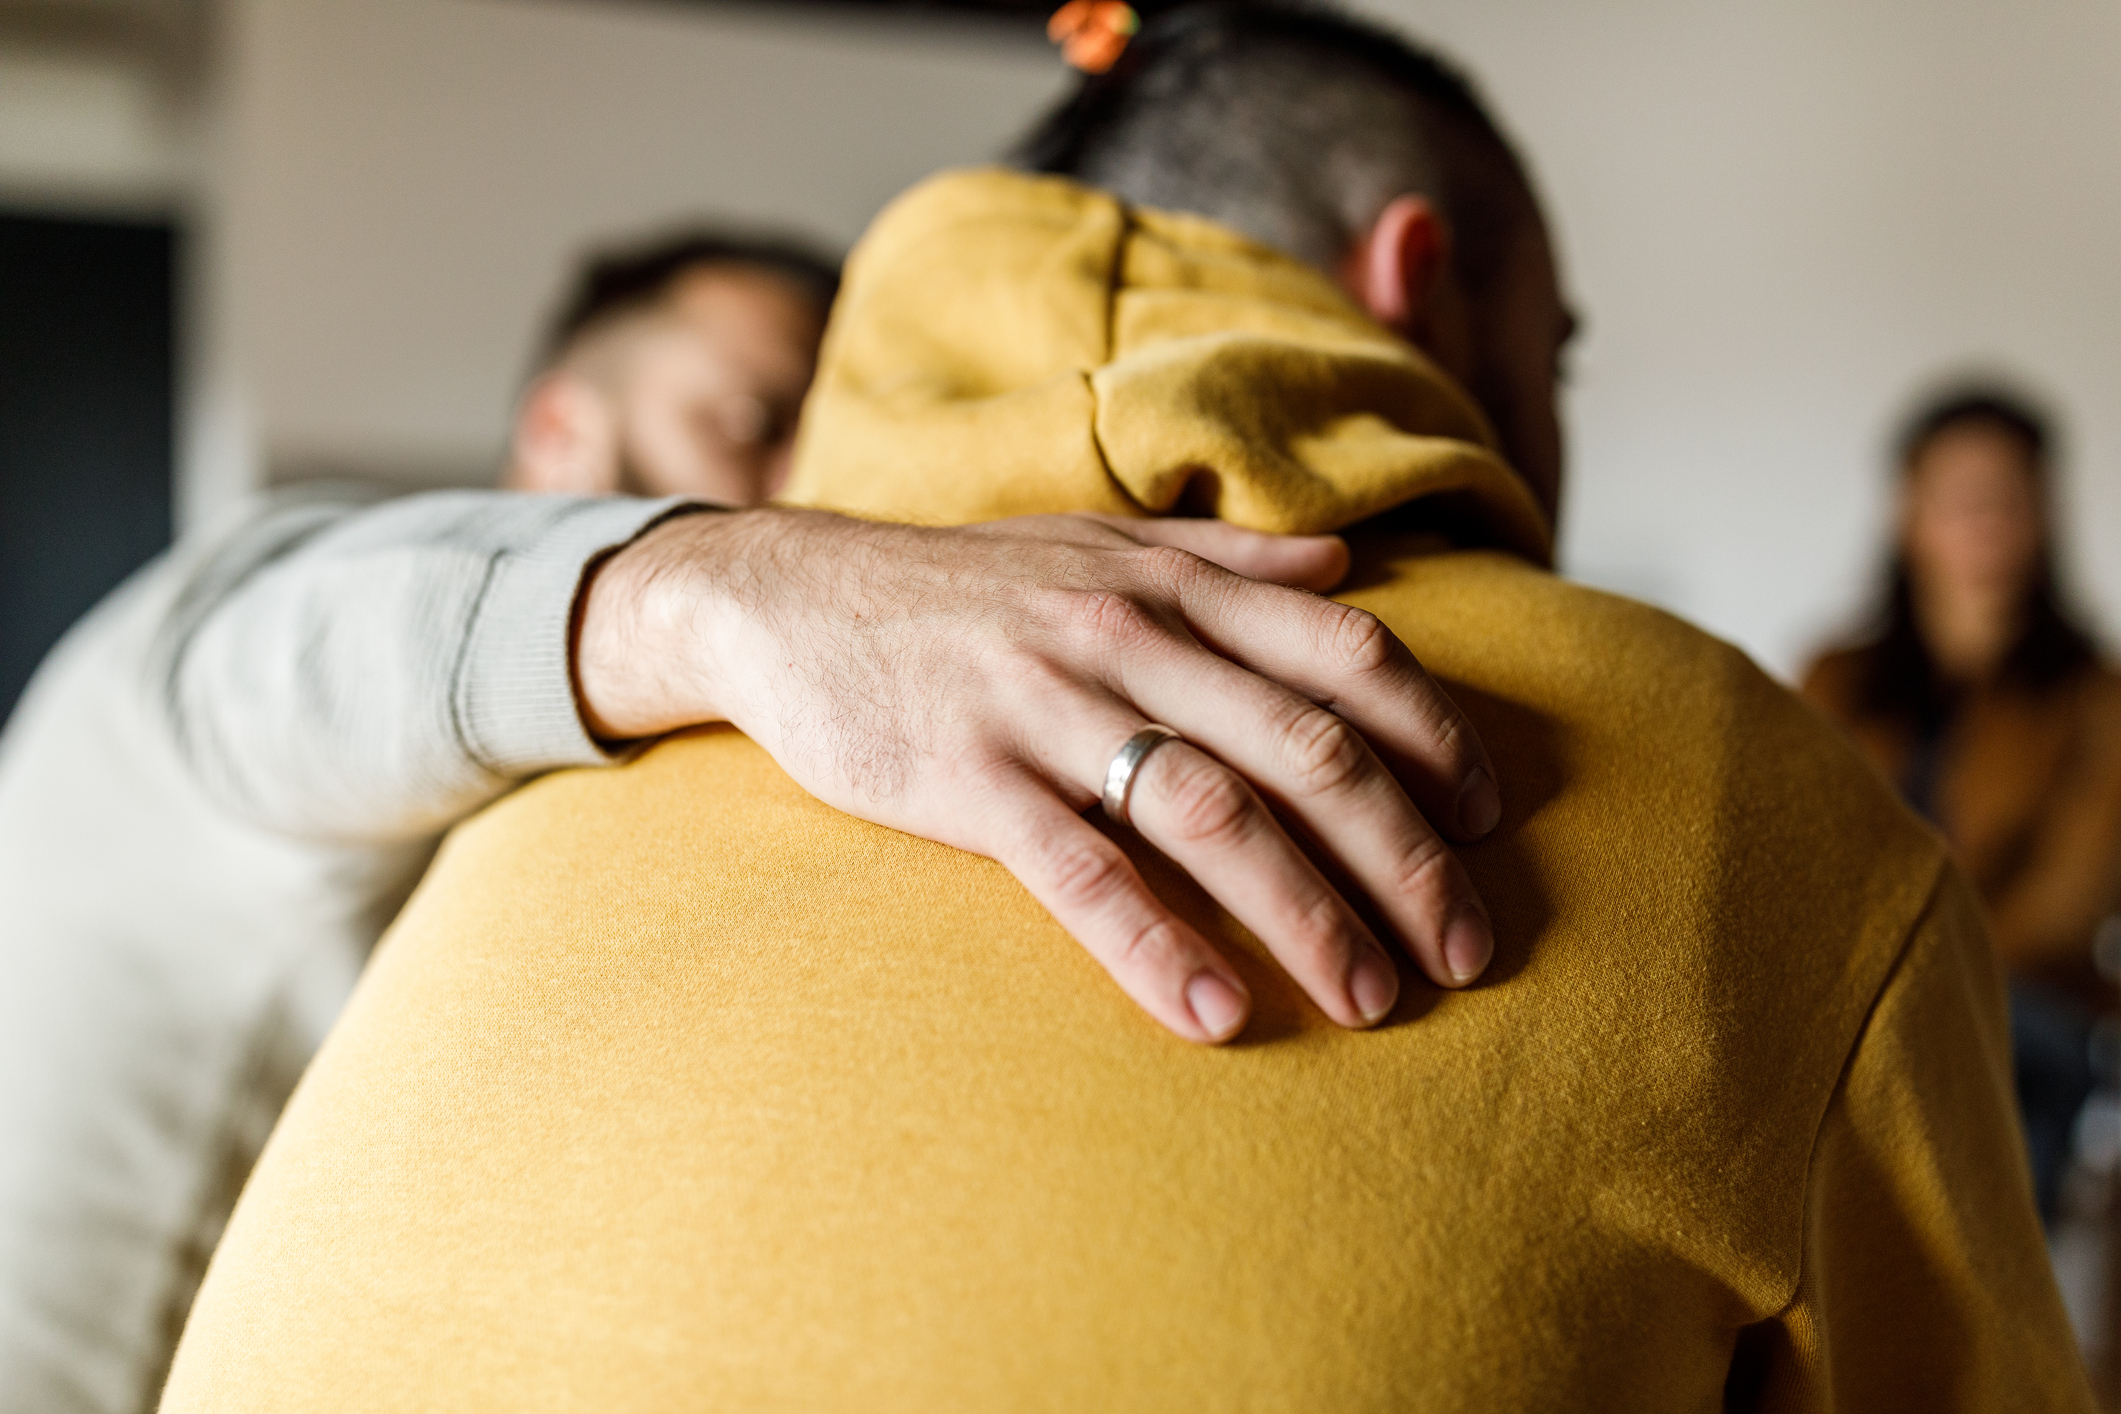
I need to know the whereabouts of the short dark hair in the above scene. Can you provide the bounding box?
[537,229,840,371]
[1895,385,2051,474]
[1013,0,1536,289]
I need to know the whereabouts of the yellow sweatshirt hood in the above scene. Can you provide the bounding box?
[783,167,1553,565]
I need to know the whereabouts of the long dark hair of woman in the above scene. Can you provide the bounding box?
[1855,388,2097,732]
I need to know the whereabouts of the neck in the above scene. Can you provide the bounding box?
[1912,573,2021,684]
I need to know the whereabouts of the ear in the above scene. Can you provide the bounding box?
[505,373,619,494]
[1339,194,1452,337]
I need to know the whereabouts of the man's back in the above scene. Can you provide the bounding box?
[162,541,2080,1411]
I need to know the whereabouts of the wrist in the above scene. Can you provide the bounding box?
[573,508,745,741]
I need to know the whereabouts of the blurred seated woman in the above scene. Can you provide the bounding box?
[1803,386,2121,1223]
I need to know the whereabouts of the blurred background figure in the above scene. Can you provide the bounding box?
[1803,387,2121,1227]
[508,231,834,502]
[0,221,835,1414]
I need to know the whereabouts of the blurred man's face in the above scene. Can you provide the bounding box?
[610,266,825,503]
[510,264,826,505]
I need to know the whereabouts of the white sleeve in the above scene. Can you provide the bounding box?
[147,485,704,843]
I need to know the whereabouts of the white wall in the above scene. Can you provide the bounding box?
[203,0,2121,679]
[0,32,197,213]
[207,0,1064,490]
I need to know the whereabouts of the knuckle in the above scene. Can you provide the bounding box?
[1427,707,1475,771]
[1285,894,1364,970]
[1277,706,1372,797]
[1320,602,1400,677]
[1038,836,1134,914]
[1115,916,1190,973]
[1060,589,1162,653]
[1388,832,1463,912]
[1134,542,1212,591]
[1159,758,1259,847]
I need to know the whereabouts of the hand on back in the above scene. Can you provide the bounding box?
[576,507,1499,1043]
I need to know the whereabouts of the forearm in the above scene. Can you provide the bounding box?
[152,486,701,842]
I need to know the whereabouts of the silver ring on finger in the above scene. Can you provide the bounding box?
[1102,724,1184,827]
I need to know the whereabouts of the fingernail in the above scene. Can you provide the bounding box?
[1444,907,1493,985]
[1349,951,1400,1026]
[1457,767,1502,836]
[1186,972,1249,1042]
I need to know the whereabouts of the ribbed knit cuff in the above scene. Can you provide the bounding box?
[453,495,712,776]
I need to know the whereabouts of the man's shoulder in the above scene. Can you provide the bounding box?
[1341,541,1963,1292]
[1349,545,1910,838]
[1362,539,1937,862]
[1347,541,1951,1094]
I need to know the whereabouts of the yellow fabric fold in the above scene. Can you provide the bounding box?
[785,168,1551,559]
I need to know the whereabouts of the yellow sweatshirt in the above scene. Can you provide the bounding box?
[163,170,2090,1413]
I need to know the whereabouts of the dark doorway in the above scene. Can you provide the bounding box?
[0,210,177,726]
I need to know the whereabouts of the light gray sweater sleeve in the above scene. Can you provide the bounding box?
[148,485,703,843]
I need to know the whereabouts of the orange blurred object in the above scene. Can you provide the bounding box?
[1047,0,1140,74]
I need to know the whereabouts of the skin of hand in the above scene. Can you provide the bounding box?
[575,506,1502,1045]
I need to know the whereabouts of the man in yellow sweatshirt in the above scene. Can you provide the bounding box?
[162,5,2091,1409]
